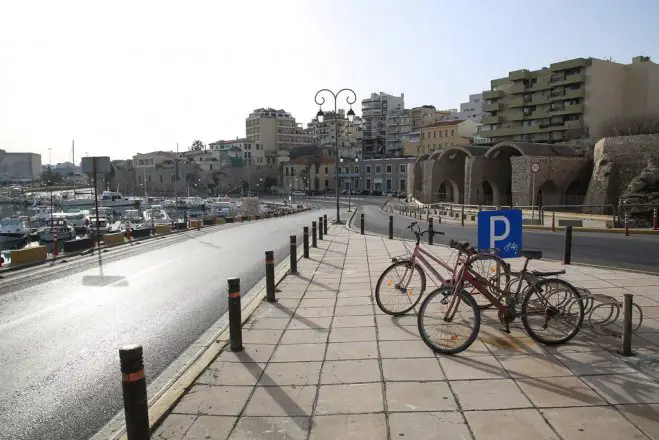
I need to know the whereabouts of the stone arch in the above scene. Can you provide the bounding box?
[535,180,562,207]
[480,181,496,205]
[565,179,587,205]
[430,146,477,203]
[482,143,523,206]
[413,156,424,195]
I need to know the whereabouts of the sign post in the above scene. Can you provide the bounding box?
[531,163,540,224]
[477,209,523,258]
[82,156,111,248]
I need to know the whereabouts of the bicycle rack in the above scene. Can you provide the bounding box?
[578,288,644,338]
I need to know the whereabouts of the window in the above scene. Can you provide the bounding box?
[386,179,392,191]
[375,165,381,173]
[445,130,448,137]
[291,168,295,176]
[325,179,329,188]
[399,164,406,173]
[354,166,359,173]
[325,167,328,174]
[366,165,371,173]
[366,179,371,190]
[433,131,437,138]
[400,179,406,190]
[451,129,454,136]
[386,165,392,173]
[439,131,443,138]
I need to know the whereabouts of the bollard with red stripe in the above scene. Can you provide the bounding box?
[53,231,59,257]
[228,277,243,352]
[126,221,131,240]
[653,207,657,231]
[119,344,149,440]
[551,212,556,232]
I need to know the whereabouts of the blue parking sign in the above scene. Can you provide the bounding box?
[477,210,523,258]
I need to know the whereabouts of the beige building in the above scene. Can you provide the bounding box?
[419,119,478,155]
[245,108,314,153]
[132,151,176,169]
[282,157,336,191]
[481,55,659,143]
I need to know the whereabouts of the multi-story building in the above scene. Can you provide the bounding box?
[282,157,336,192]
[480,55,659,143]
[0,150,42,182]
[419,119,478,155]
[361,92,405,158]
[132,151,176,169]
[457,93,483,123]
[245,108,314,153]
[307,111,363,159]
[359,157,415,193]
[385,108,410,156]
[208,138,270,166]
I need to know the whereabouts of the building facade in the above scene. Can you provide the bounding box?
[0,150,43,182]
[306,111,364,159]
[457,93,483,123]
[208,138,270,166]
[282,157,336,192]
[361,92,405,158]
[359,157,415,193]
[245,108,313,153]
[480,55,659,143]
[419,119,478,155]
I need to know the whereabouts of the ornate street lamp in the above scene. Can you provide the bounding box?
[315,88,356,224]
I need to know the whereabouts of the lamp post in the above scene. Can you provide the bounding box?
[315,88,357,224]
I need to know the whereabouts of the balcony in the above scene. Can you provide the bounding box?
[482,115,501,125]
[549,103,584,116]
[483,89,503,100]
[549,88,585,102]
[509,69,531,81]
[550,58,589,72]
[483,102,503,112]
[549,72,586,87]
[566,119,583,129]
[509,83,527,94]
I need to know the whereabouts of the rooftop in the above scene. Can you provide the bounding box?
[423,119,467,129]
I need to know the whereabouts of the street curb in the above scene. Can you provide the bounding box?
[105,215,318,440]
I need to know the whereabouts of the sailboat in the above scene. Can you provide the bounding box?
[61,140,96,207]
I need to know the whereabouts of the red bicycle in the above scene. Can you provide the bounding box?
[374,222,510,316]
[417,241,584,355]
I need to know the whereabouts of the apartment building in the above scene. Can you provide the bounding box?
[457,93,483,123]
[245,108,314,153]
[385,108,410,156]
[361,92,405,158]
[0,150,42,182]
[208,138,270,166]
[307,111,364,159]
[419,119,478,155]
[359,157,415,193]
[480,55,659,143]
[282,156,336,191]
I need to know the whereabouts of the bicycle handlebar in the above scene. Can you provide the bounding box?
[407,221,445,239]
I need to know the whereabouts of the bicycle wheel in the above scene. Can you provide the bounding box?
[417,286,481,355]
[375,260,426,316]
[464,254,511,310]
[521,278,584,345]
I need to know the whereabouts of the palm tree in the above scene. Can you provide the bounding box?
[190,140,205,151]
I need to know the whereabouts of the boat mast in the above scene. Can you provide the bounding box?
[72,139,76,197]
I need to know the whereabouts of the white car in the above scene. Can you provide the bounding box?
[292,191,306,197]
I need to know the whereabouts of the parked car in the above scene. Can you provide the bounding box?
[384,191,394,197]
[371,190,383,196]
[360,190,370,196]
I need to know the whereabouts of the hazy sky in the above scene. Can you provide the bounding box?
[1,0,657,164]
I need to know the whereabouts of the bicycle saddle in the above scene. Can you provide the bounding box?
[520,250,542,260]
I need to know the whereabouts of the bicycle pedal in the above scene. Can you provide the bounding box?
[499,326,511,334]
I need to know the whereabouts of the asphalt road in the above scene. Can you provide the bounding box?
[341,203,659,273]
[0,209,331,440]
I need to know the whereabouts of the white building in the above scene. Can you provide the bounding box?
[0,150,41,182]
[457,93,483,123]
[385,108,410,157]
[208,138,270,166]
[307,111,364,159]
[361,92,405,158]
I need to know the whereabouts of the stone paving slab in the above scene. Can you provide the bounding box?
[153,223,659,440]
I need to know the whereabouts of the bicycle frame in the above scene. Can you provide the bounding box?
[408,243,463,286]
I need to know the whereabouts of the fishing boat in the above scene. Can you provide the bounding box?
[0,216,31,247]
[143,205,172,226]
[100,191,139,208]
[36,219,76,242]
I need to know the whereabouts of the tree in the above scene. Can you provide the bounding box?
[41,166,62,184]
[190,140,206,151]
[601,114,659,138]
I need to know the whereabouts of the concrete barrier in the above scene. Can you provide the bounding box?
[203,218,215,226]
[155,224,172,235]
[558,219,584,227]
[11,246,48,265]
[248,215,255,221]
[217,217,226,225]
[63,238,93,253]
[103,233,125,245]
[131,228,151,238]
[175,222,188,230]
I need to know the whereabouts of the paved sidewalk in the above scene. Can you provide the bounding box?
[153,223,659,439]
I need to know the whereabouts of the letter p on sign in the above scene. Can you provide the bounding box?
[477,209,523,258]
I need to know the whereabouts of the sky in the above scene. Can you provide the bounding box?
[1,0,658,164]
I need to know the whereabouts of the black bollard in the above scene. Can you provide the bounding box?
[428,217,434,245]
[360,213,365,235]
[312,221,317,248]
[388,215,393,240]
[323,214,328,235]
[228,277,243,352]
[119,344,149,440]
[318,216,323,240]
[265,251,276,302]
[563,226,572,265]
[621,293,634,356]
[461,204,465,227]
[289,235,298,274]
[303,227,310,258]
